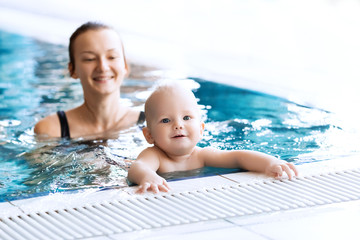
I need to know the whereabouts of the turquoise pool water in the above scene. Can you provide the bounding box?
[0,30,358,202]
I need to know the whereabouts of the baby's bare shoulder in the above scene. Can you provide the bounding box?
[198,146,221,155]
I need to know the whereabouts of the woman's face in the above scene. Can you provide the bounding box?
[70,29,128,96]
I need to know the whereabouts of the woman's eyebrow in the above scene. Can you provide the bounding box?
[80,51,95,54]
[80,49,119,54]
[107,48,122,54]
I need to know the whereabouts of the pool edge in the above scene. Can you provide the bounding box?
[2,154,359,217]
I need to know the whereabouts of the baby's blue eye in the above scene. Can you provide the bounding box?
[161,118,170,123]
[183,116,191,120]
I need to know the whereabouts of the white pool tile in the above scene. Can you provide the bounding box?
[0,201,23,218]
[84,236,113,240]
[168,175,238,192]
[169,226,267,240]
[9,188,132,213]
[232,200,360,240]
[220,171,273,184]
[110,220,248,240]
[130,225,267,240]
[246,213,359,240]
[123,175,238,196]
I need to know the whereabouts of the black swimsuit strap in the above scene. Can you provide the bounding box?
[137,111,146,125]
[56,110,144,139]
[56,111,70,138]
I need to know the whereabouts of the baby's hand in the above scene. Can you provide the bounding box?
[136,175,170,194]
[266,160,298,180]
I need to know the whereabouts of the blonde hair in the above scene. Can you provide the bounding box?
[144,81,200,124]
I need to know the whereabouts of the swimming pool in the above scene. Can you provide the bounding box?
[0,30,359,202]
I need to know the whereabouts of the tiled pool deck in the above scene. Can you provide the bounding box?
[1,155,360,239]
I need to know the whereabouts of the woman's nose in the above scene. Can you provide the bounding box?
[98,58,110,71]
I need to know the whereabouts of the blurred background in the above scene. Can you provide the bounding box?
[0,0,359,123]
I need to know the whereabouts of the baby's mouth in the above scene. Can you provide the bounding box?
[172,134,185,138]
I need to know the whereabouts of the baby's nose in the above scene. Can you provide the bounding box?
[174,121,183,129]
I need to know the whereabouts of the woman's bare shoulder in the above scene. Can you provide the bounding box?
[129,108,142,121]
[120,108,142,127]
[34,113,61,137]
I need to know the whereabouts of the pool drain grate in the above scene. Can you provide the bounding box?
[0,169,359,239]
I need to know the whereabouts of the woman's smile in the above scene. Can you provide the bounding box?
[93,75,114,82]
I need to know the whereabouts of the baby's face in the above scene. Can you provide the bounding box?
[145,87,204,156]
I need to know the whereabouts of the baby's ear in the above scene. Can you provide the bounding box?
[142,127,154,144]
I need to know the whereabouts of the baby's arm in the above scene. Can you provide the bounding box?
[202,148,298,179]
[128,148,170,193]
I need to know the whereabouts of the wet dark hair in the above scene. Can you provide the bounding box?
[68,21,127,75]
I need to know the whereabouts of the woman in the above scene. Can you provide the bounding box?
[34,22,145,139]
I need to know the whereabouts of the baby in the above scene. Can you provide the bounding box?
[128,82,298,193]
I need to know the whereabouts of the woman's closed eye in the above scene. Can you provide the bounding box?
[83,58,96,62]
[108,55,119,60]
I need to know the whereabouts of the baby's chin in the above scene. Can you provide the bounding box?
[164,146,196,157]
